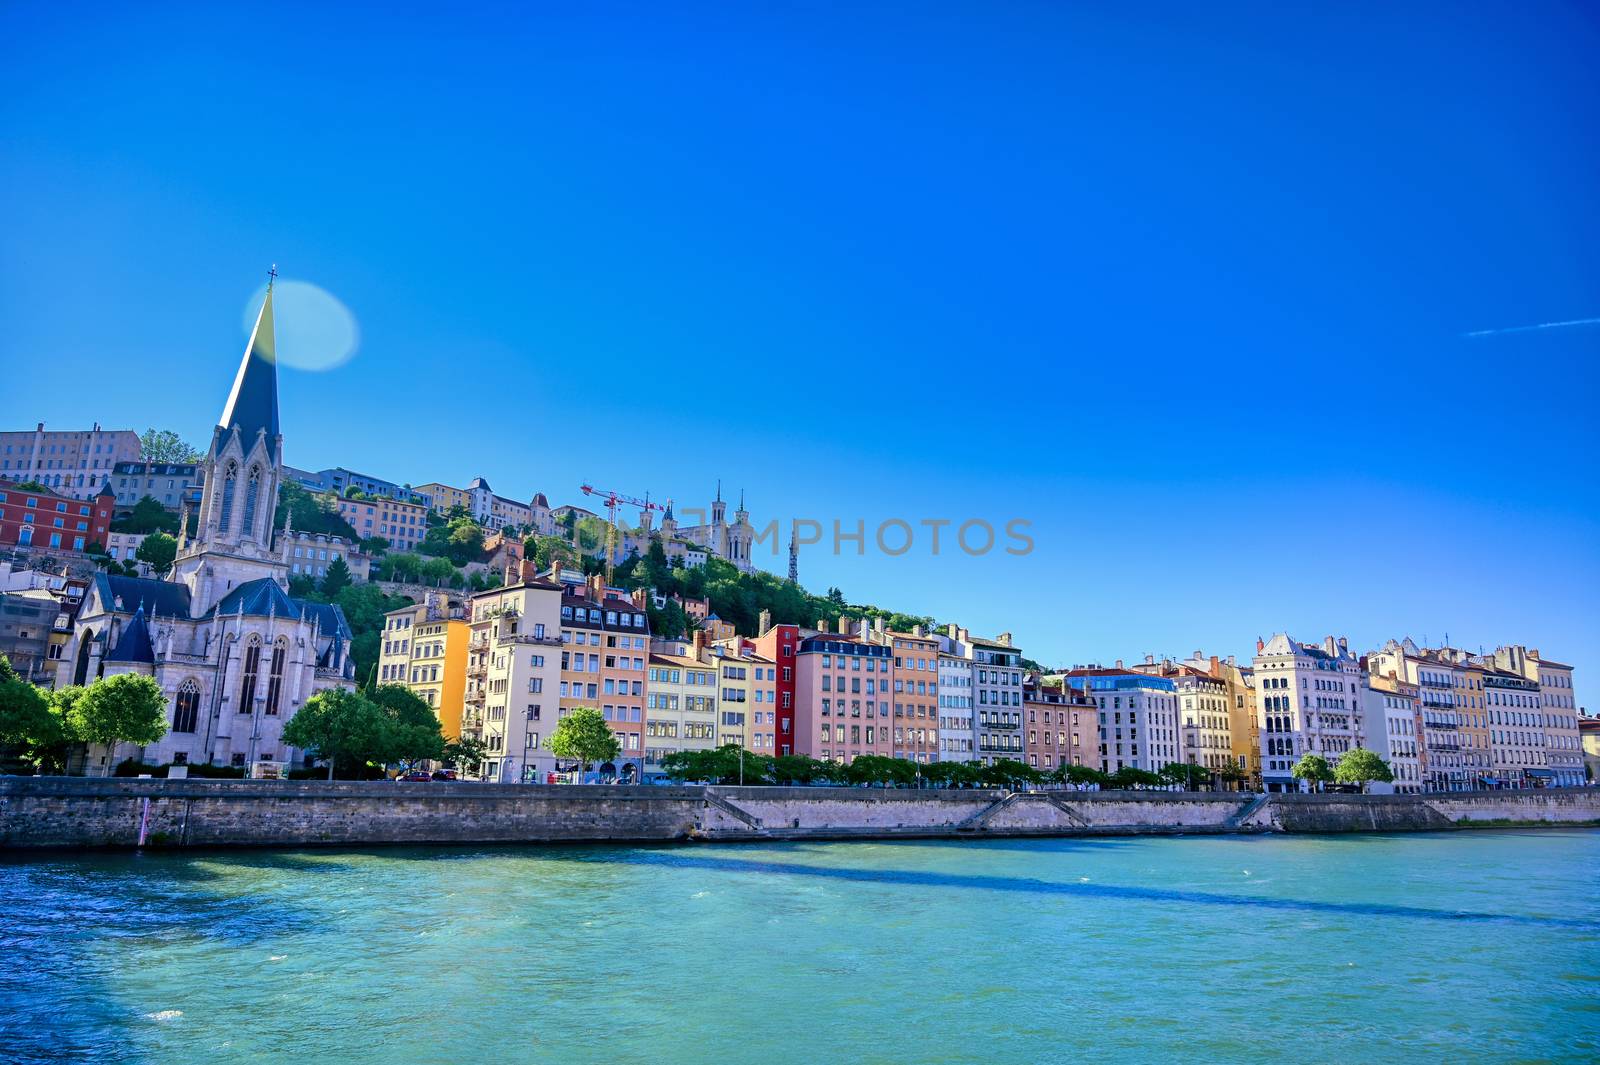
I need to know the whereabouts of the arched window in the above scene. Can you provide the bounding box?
[238,635,262,713]
[264,638,287,715]
[242,465,261,537]
[73,630,93,686]
[218,462,238,532]
[172,680,201,733]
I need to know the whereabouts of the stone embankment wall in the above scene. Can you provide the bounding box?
[1,778,1596,850]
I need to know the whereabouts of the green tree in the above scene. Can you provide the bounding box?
[1291,753,1335,793]
[274,483,360,540]
[1160,761,1211,791]
[442,735,490,775]
[546,707,621,780]
[66,673,168,774]
[844,754,920,787]
[320,556,353,597]
[367,684,446,766]
[282,688,390,779]
[981,758,1044,788]
[135,531,178,575]
[1108,766,1163,789]
[1334,748,1394,792]
[0,655,70,773]
[770,753,836,785]
[421,556,457,587]
[360,536,390,555]
[139,428,202,464]
[111,495,179,535]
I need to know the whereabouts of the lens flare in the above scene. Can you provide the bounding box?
[241,279,359,371]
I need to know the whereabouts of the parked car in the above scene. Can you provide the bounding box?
[398,771,432,782]
[430,769,458,781]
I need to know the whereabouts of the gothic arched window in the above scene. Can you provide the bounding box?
[172,680,201,733]
[238,635,262,713]
[218,462,238,532]
[242,465,261,537]
[264,638,287,715]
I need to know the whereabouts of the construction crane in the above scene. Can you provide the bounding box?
[578,483,663,584]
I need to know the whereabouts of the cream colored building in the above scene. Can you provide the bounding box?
[463,563,564,781]
[645,648,719,777]
[1254,634,1366,792]
[1484,645,1584,787]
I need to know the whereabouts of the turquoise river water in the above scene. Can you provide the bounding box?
[2,830,1597,1063]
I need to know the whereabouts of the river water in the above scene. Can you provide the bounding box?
[3,831,1597,1063]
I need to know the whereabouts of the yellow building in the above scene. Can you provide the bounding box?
[1182,652,1257,786]
[711,646,757,747]
[1457,661,1492,787]
[334,494,428,553]
[378,593,471,739]
[645,651,719,776]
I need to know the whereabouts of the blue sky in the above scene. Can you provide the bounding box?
[3,2,1597,702]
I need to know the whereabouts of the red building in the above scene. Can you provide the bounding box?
[754,621,799,757]
[0,481,113,553]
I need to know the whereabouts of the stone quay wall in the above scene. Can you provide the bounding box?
[1,778,1596,850]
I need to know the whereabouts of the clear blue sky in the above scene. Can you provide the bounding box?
[3,2,1597,704]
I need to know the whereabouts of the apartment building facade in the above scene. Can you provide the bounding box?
[111,461,202,512]
[794,631,894,763]
[0,423,141,498]
[752,621,799,757]
[1364,672,1423,793]
[0,480,113,553]
[1022,676,1097,772]
[1059,667,1181,774]
[378,593,470,739]
[937,648,975,762]
[1253,634,1366,791]
[557,572,650,781]
[465,568,564,782]
[645,649,719,777]
[334,494,428,552]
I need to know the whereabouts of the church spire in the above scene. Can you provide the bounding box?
[219,273,280,445]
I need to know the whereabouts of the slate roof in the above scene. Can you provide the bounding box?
[95,573,193,618]
[206,578,354,640]
[105,606,155,664]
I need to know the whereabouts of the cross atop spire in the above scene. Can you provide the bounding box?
[267,263,278,292]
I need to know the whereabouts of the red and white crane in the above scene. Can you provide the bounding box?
[578,483,663,581]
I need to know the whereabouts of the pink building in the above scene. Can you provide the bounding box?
[795,629,894,763]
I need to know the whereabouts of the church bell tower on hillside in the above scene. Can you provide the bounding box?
[172,274,290,615]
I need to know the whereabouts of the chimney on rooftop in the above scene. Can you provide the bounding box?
[873,617,885,635]
[1337,636,1349,655]
[758,609,771,637]
[1145,653,1155,665]
[997,632,1012,648]
[1115,658,1124,670]
[947,622,958,639]
[912,624,924,637]
[692,630,705,658]
[519,558,537,584]
[1324,636,1337,656]
[1210,655,1220,675]
[1256,637,1265,653]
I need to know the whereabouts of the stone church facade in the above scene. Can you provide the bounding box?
[62,285,356,775]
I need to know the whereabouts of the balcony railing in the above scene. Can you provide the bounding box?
[497,631,562,646]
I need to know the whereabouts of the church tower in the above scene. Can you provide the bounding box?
[173,280,290,614]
